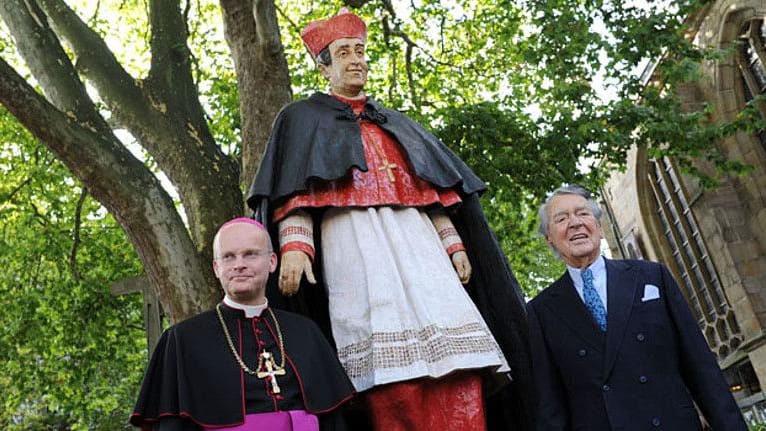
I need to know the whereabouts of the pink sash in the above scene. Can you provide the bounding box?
[203,410,319,431]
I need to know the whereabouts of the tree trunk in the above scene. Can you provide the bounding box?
[0,0,292,321]
[219,0,293,188]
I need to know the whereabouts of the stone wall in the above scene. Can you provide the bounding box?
[600,0,766,416]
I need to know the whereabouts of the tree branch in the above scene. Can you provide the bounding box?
[36,0,154,130]
[379,0,395,16]
[37,0,242,252]
[376,0,444,107]
[146,0,205,117]
[2,175,35,203]
[31,0,173,163]
[1,0,111,132]
[274,3,300,39]
[69,187,87,281]
[253,0,283,51]
[142,0,243,249]
[405,42,417,106]
[0,56,219,321]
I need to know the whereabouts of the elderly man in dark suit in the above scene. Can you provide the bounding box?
[527,184,746,431]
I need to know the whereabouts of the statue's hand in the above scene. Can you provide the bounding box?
[452,250,472,284]
[279,250,316,296]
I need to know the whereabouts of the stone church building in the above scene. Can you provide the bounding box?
[600,0,766,423]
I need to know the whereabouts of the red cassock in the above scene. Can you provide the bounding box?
[247,91,533,431]
[274,94,461,223]
[274,94,488,431]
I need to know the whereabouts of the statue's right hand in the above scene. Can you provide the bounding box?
[278,250,316,296]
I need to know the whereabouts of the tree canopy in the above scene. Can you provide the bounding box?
[0,0,758,428]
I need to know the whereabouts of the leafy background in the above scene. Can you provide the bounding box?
[1,0,760,428]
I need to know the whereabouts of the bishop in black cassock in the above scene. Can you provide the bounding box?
[130,218,355,431]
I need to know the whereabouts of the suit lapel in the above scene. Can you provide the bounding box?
[543,273,605,351]
[602,259,639,379]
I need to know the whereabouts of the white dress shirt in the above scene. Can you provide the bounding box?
[567,255,608,312]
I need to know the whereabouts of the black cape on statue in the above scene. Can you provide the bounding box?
[130,305,355,431]
[247,92,534,430]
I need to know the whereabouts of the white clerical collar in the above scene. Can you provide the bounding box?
[223,296,268,318]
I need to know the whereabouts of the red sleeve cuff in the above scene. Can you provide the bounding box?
[446,243,466,256]
[280,241,315,262]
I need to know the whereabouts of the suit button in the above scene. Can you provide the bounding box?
[651,417,661,427]
[602,384,610,392]
[636,333,645,341]
[578,349,587,357]
[639,375,648,383]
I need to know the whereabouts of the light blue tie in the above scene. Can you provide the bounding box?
[582,268,607,331]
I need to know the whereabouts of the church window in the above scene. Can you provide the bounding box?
[738,18,766,148]
[647,158,742,361]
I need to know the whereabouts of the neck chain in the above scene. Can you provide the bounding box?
[215,304,285,375]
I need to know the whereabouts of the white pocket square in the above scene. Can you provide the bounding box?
[642,284,660,302]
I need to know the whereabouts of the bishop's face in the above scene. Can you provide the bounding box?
[213,223,277,305]
[545,193,604,269]
[319,37,368,98]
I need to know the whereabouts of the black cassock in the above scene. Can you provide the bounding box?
[130,304,355,431]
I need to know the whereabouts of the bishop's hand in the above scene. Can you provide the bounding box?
[279,250,316,296]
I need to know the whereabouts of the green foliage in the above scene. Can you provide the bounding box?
[0,108,145,430]
[524,0,758,187]
[433,102,568,291]
[1,0,762,427]
[480,189,566,295]
[275,0,763,296]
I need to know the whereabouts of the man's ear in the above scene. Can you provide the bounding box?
[318,63,330,81]
[268,252,277,273]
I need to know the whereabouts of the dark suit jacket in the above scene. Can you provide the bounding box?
[527,258,746,431]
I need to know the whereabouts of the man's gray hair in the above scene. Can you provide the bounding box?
[537,184,602,238]
[316,47,332,66]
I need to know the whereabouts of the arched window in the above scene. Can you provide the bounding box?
[737,18,766,147]
[647,157,742,360]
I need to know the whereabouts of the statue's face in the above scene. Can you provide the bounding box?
[319,37,368,98]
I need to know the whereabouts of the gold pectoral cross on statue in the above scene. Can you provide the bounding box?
[378,160,398,183]
[256,352,286,393]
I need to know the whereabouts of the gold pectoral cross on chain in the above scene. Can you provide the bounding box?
[256,351,286,394]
